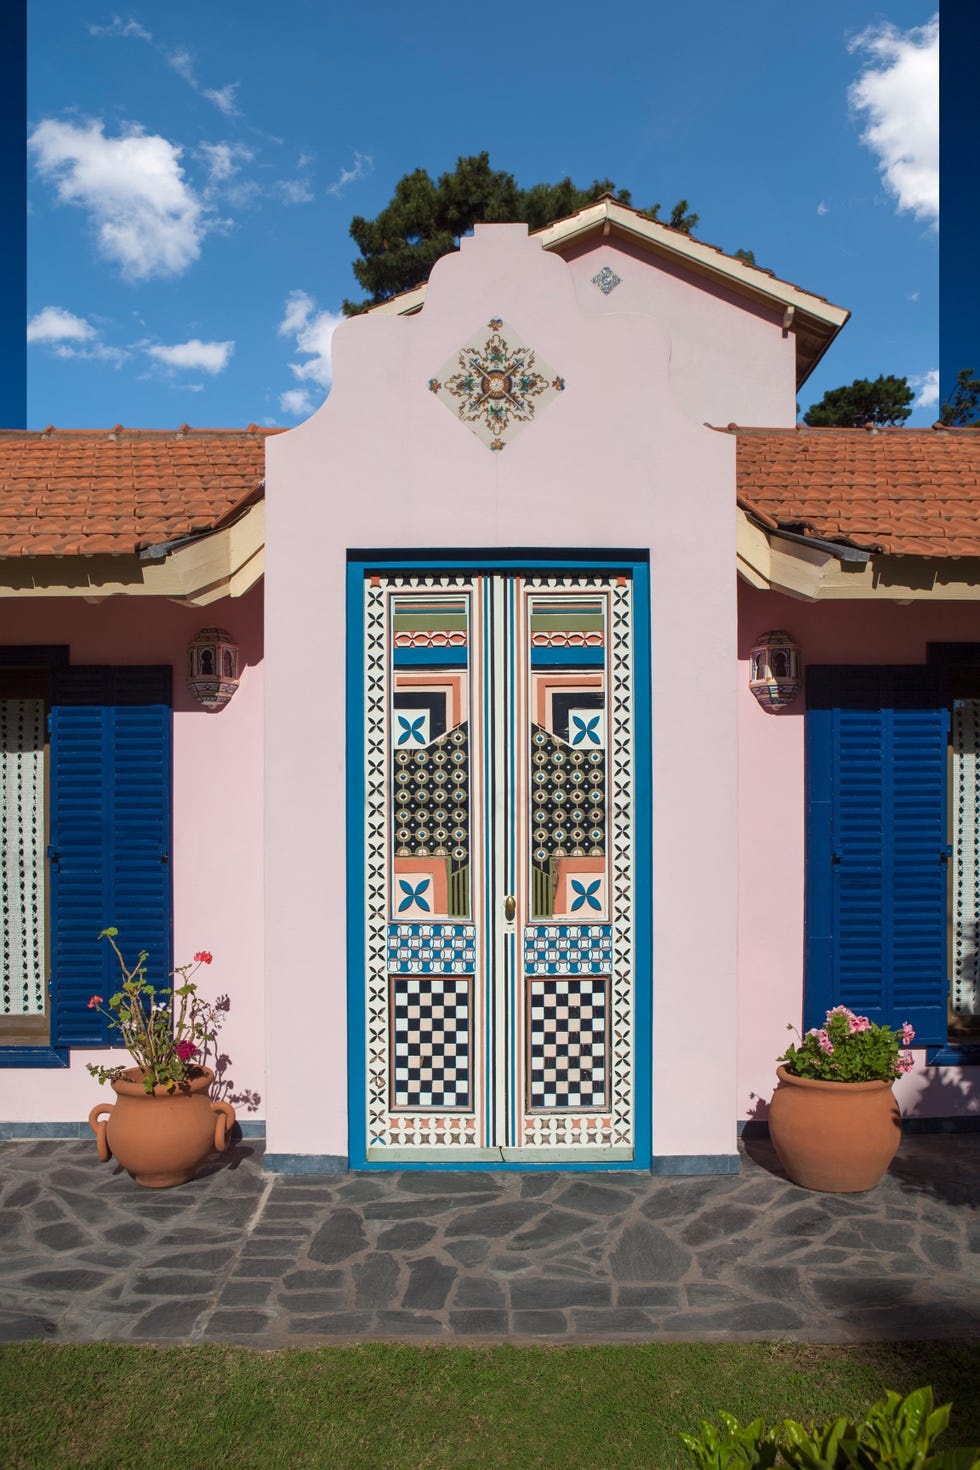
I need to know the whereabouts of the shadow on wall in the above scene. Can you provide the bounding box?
[744,1063,978,1129]
[743,1069,979,1211]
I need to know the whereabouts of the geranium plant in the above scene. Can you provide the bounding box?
[85,928,221,1094]
[779,1005,915,1084]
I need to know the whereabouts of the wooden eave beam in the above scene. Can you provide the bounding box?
[0,501,265,604]
[736,507,980,601]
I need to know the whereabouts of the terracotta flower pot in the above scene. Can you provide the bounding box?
[88,1066,236,1188]
[768,1064,901,1193]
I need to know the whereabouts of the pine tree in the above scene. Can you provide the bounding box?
[939,368,980,426]
[803,375,914,427]
[343,153,700,314]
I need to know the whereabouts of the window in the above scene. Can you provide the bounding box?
[0,655,172,1067]
[948,668,980,1046]
[0,669,51,1048]
[805,660,980,1060]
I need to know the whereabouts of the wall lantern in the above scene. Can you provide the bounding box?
[749,629,801,711]
[187,627,240,710]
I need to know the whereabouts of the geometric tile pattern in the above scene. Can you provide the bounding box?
[364,572,635,1155]
[391,976,471,1110]
[524,924,612,975]
[392,723,470,870]
[528,976,608,1109]
[428,318,566,453]
[523,577,634,1150]
[387,923,477,974]
[365,579,392,1143]
[530,724,606,862]
[591,265,622,296]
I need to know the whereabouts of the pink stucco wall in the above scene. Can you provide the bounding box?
[561,237,798,428]
[263,223,787,1164]
[0,585,265,1125]
[737,580,980,1121]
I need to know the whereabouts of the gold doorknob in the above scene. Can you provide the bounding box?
[504,895,516,923]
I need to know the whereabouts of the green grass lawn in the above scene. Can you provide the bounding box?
[1,1340,978,1469]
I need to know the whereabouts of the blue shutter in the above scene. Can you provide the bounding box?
[805,665,948,1046]
[49,667,172,1047]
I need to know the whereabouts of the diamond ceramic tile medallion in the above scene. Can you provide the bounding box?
[591,265,622,295]
[362,572,637,1162]
[428,319,566,452]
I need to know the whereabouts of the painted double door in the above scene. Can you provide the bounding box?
[362,571,638,1162]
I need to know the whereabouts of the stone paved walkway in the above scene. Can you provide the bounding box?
[1,1134,978,1345]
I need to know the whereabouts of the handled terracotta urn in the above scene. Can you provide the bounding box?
[768,1065,901,1193]
[88,1066,235,1188]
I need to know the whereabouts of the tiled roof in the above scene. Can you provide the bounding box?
[730,425,980,558]
[4,422,979,564]
[0,427,282,557]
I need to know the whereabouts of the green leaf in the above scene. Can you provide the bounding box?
[922,1450,980,1469]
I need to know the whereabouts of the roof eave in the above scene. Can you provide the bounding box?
[366,197,850,387]
[737,507,980,601]
[0,500,265,604]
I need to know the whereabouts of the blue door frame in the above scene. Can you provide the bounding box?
[346,552,652,1171]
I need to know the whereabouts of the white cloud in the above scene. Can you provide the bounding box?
[272,178,315,205]
[145,338,234,373]
[199,140,253,184]
[223,179,262,209]
[27,305,95,343]
[202,83,240,116]
[816,200,828,216]
[848,15,938,225]
[278,289,315,338]
[165,47,239,114]
[166,47,196,83]
[89,16,153,40]
[279,388,316,418]
[278,289,344,394]
[326,151,373,197]
[910,368,939,409]
[28,118,207,280]
[27,305,127,364]
[907,290,920,302]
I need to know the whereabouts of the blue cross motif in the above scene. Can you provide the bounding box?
[571,715,601,745]
[398,878,431,913]
[570,879,602,912]
[397,715,427,746]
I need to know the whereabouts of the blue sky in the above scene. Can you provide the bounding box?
[26,0,939,429]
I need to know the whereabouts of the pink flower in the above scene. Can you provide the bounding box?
[87,995,104,1009]
[901,1022,915,1045]
[828,1006,855,1021]
[194,951,213,965]
[896,1052,915,1074]
[175,1040,197,1061]
[849,1015,871,1033]
[817,1029,835,1054]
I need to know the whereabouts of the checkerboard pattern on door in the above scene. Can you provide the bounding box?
[390,976,471,1110]
[528,976,608,1109]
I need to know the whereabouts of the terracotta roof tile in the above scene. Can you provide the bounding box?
[0,427,282,557]
[730,426,980,558]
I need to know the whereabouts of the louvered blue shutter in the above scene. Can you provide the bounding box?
[49,667,172,1047]
[805,665,948,1046]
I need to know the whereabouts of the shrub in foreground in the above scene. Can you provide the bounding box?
[678,1386,980,1469]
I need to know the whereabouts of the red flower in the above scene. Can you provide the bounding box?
[175,1040,197,1061]
[87,995,104,1009]
[193,951,213,965]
